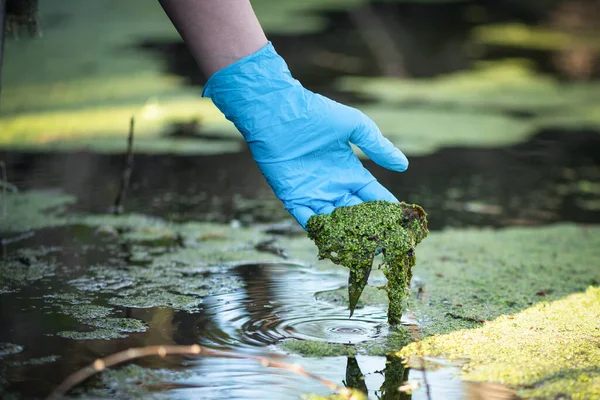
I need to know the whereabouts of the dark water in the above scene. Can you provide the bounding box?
[2,127,600,231]
[0,225,465,399]
[2,0,600,399]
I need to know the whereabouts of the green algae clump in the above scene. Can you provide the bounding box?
[307,201,428,325]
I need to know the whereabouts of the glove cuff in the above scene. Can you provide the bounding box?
[201,41,304,140]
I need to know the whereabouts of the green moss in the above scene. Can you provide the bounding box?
[279,339,357,358]
[379,356,411,399]
[307,201,428,324]
[399,286,600,399]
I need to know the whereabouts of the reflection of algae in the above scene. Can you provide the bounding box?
[379,356,411,399]
[399,287,600,399]
[307,201,428,325]
[344,356,367,395]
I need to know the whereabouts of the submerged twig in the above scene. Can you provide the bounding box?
[112,117,135,215]
[45,344,354,400]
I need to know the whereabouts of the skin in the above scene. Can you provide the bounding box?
[157,0,268,77]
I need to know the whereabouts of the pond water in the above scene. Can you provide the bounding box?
[2,0,600,399]
[0,223,465,399]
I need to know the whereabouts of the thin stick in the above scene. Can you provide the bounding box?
[112,117,135,215]
[1,160,7,217]
[46,344,353,400]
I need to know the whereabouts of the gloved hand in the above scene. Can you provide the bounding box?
[203,42,409,228]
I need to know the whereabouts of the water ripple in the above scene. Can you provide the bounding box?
[195,263,389,349]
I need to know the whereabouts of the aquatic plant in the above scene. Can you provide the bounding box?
[307,201,428,324]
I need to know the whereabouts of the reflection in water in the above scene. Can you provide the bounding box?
[345,356,368,394]
[193,263,388,349]
[379,356,412,400]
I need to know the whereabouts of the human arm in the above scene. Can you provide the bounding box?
[158,0,267,77]
[158,0,409,228]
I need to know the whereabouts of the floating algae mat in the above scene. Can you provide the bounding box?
[307,201,428,325]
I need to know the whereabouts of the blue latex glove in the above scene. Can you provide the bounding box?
[203,42,409,228]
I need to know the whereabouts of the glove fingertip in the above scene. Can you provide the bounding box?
[392,148,409,172]
[289,205,316,230]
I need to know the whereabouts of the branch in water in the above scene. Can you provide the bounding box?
[46,344,361,400]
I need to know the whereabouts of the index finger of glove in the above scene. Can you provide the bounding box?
[350,112,409,172]
[289,205,316,229]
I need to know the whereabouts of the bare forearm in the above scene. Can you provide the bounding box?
[158,0,268,77]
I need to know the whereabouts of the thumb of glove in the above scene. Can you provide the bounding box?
[349,111,409,172]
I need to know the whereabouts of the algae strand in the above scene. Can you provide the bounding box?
[307,201,428,325]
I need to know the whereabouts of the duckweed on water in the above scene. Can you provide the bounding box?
[56,329,127,340]
[399,286,600,399]
[85,317,148,333]
[307,201,428,325]
[108,291,203,312]
[279,339,357,358]
[57,304,113,320]
[0,247,59,294]
[0,343,23,358]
